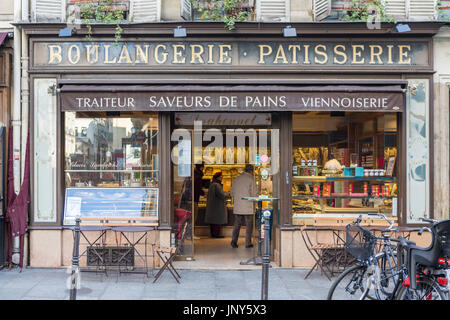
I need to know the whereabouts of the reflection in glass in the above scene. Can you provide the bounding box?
[64,112,159,188]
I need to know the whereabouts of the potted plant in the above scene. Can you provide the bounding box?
[192,0,255,30]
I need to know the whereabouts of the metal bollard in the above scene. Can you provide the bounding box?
[261,210,271,300]
[70,216,81,300]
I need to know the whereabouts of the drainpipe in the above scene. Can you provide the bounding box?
[11,0,23,265]
[21,0,30,267]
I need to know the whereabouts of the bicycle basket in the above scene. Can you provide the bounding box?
[345,223,377,261]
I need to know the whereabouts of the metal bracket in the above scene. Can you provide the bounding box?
[48,84,57,96]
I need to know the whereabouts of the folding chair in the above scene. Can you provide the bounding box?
[153,220,189,283]
[300,225,343,280]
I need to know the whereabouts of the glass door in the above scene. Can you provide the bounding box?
[171,128,195,260]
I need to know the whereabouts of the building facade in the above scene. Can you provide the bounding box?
[3,0,449,269]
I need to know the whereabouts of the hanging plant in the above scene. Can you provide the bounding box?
[341,0,395,22]
[78,0,125,46]
[192,0,254,30]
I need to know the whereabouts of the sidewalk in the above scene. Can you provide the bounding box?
[0,267,332,300]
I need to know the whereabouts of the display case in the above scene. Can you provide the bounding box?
[292,112,399,225]
[292,175,397,225]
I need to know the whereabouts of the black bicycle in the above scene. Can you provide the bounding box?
[327,214,400,300]
[327,215,450,300]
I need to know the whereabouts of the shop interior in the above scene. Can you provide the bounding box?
[291,111,399,225]
[171,112,280,268]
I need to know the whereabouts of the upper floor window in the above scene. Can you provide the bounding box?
[317,0,441,22]
[31,0,160,23]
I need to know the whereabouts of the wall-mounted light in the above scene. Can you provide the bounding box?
[395,24,411,33]
[173,26,187,38]
[58,27,74,37]
[283,25,297,38]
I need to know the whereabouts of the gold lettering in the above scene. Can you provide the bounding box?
[288,45,301,64]
[273,45,288,64]
[218,44,232,64]
[303,45,311,64]
[207,44,214,64]
[333,45,347,64]
[68,44,80,64]
[118,45,132,64]
[352,45,365,64]
[48,45,62,64]
[85,45,99,63]
[386,45,394,64]
[398,45,411,64]
[172,44,186,64]
[190,44,205,64]
[104,45,117,64]
[135,44,149,63]
[154,44,168,64]
[258,45,272,64]
[369,45,383,64]
[314,44,328,64]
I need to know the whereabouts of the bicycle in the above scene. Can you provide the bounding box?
[327,215,450,300]
[327,214,402,300]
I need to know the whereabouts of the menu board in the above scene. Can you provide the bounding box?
[63,187,158,225]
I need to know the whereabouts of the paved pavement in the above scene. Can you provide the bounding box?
[0,267,333,300]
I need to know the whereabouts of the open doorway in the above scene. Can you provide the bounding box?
[171,112,280,268]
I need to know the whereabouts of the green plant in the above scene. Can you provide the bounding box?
[192,0,253,30]
[79,0,125,45]
[341,0,395,22]
[437,0,450,21]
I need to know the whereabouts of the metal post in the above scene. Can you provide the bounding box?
[70,216,81,300]
[261,210,271,300]
[257,202,263,257]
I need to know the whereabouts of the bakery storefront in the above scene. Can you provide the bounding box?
[27,23,438,268]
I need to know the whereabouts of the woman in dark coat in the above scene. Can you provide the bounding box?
[204,172,228,238]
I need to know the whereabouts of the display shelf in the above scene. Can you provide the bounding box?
[292,176,396,182]
[293,195,394,200]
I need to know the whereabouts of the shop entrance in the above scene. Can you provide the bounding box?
[171,112,280,268]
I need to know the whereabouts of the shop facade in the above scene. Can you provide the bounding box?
[25,22,441,268]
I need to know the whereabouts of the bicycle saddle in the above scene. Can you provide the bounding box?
[407,219,450,290]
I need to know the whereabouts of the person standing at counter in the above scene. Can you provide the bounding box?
[205,172,228,238]
[230,164,256,248]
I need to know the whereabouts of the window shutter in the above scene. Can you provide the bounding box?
[408,0,437,20]
[181,0,192,20]
[383,0,407,20]
[32,0,66,22]
[313,0,331,21]
[256,0,290,22]
[130,0,161,22]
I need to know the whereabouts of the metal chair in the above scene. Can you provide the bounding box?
[300,225,345,280]
[153,220,189,283]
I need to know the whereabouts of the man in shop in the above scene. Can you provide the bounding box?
[204,172,228,238]
[230,164,257,248]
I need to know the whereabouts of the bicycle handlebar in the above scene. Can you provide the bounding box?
[418,227,432,236]
[420,217,438,224]
[368,212,396,230]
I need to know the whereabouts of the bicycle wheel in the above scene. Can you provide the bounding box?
[395,277,447,300]
[327,264,372,300]
[377,250,400,298]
